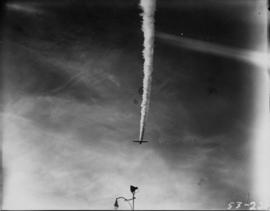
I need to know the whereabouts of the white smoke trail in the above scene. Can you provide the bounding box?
[139,0,156,141]
[157,32,270,68]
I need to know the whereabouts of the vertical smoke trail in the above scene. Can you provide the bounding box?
[139,0,156,141]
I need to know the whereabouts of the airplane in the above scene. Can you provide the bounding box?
[133,140,148,144]
[132,127,149,144]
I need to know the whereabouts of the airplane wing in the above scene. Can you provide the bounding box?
[132,140,149,143]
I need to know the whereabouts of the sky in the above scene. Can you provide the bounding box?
[0,0,268,209]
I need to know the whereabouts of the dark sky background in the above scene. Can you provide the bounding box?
[1,0,267,209]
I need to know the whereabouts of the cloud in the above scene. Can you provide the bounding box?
[2,95,217,209]
[6,2,44,15]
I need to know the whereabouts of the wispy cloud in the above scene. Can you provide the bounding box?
[6,2,44,15]
[2,96,216,209]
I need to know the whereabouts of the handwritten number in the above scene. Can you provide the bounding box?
[249,201,256,210]
[227,202,235,210]
[235,202,242,209]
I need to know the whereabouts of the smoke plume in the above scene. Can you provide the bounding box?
[139,0,156,140]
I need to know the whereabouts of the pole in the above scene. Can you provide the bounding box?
[132,192,135,211]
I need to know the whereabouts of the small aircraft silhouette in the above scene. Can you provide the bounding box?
[132,140,148,144]
[132,127,149,144]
